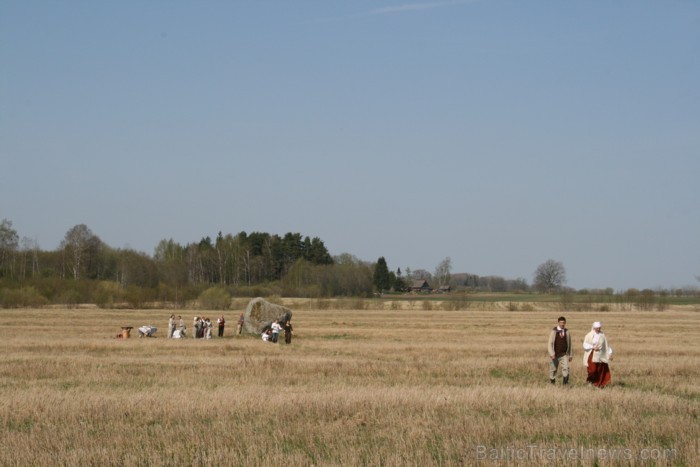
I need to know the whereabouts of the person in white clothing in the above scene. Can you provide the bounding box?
[167,314,175,338]
[270,320,283,344]
[582,321,613,388]
[205,318,213,339]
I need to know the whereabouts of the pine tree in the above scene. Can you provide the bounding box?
[373,257,391,292]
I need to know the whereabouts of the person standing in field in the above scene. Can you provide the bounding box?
[283,319,293,344]
[583,321,613,388]
[237,313,244,335]
[217,315,225,337]
[167,314,175,339]
[194,316,204,339]
[548,316,572,385]
[270,319,282,343]
[178,315,186,338]
[204,318,213,339]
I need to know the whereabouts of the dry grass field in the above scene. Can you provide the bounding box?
[1,302,698,466]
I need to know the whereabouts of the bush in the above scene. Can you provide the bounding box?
[123,286,151,308]
[232,284,283,298]
[559,293,573,310]
[58,289,82,308]
[231,297,251,310]
[636,289,656,311]
[0,287,49,308]
[198,287,231,310]
[156,283,187,306]
[95,281,121,309]
[440,300,462,311]
[95,289,114,309]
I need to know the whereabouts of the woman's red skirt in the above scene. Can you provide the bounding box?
[586,352,611,388]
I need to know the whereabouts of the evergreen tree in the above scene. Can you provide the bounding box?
[394,268,406,291]
[307,237,333,265]
[373,256,391,292]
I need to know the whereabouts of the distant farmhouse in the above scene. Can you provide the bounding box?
[409,279,431,293]
[438,285,452,293]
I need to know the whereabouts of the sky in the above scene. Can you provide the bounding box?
[1,0,699,291]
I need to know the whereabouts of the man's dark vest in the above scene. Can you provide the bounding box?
[553,327,568,357]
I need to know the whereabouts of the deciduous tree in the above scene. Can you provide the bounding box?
[60,224,101,280]
[533,259,566,293]
[0,219,19,278]
[434,257,452,287]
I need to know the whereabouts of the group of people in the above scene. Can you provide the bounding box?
[261,319,293,344]
[548,316,614,388]
[166,315,187,339]
[168,312,294,344]
[166,313,245,339]
[193,316,214,339]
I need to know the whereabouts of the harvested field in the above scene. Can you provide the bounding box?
[0,304,698,465]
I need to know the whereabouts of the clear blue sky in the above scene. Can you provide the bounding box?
[1,1,698,291]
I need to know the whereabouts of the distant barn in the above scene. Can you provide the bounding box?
[410,279,431,293]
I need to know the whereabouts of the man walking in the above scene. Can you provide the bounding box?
[217,315,226,337]
[548,316,572,385]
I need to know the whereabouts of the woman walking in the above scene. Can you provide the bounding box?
[582,321,613,388]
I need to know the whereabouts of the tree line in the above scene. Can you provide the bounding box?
[0,221,335,283]
[0,219,377,307]
[2,219,696,308]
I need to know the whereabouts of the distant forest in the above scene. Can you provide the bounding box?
[0,219,534,308]
[3,219,693,308]
[0,220,375,307]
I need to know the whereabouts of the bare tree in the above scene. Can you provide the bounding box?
[434,257,452,287]
[19,236,40,279]
[533,259,567,293]
[411,269,432,281]
[60,224,98,280]
[0,218,19,278]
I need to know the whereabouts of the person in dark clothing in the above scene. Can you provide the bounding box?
[547,316,572,385]
[217,315,225,337]
[283,320,293,344]
[195,317,205,339]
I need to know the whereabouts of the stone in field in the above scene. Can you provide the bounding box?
[243,297,293,334]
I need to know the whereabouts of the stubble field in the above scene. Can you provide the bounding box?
[1,303,698,466]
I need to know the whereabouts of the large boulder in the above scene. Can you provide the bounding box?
[243,297,293,334]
